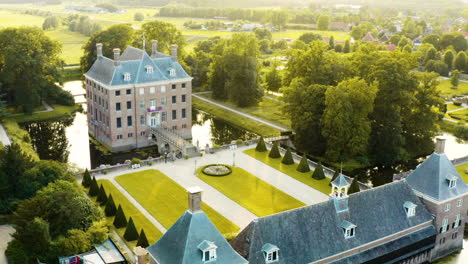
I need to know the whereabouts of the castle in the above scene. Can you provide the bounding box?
[143,137,467,264]
[84,41,192,152]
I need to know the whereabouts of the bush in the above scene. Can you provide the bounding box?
[454,124,468,140]
[184,155,190,159]
[268,142,281,159]
[103,170,109,175]
[453,100,462,106]
[312,162,326,180]
[47,84,75,106]
[131,158,141,165]
[136,229,149,248]
[348,178,360,194]
[104,194,117,217]
[281,148,294,165]
[113,205,127,228]
[124,217,139,241]
[255,137,267,152]
[245,141,250,146]
[82,168,92,187]
[89,176,99,196]
[134,12,145,21]
[236,139,243,145]
[296,154,310,173]
[148,161,153,165]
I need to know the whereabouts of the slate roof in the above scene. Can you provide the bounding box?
[332,174,350,188]
[405,152,468,201]
[85,46,190,86]
[231,181,435,264]
[147,210,248,264]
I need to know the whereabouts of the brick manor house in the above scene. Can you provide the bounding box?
[85,40,192,152]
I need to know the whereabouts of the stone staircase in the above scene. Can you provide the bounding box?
[148,126,198,157]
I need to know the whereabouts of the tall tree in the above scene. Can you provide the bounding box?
[454,51,466,72]
[82,168,92,187]
[269,10,288,31]
[328,36,335,49]
[343,40,351,53]
[451,70,460,88]
[311,162,325,180]
[444,50,455,71]
[140,20,186,57]
[265,64,282,92]
[281,148,294,165]
[317,15,331,30]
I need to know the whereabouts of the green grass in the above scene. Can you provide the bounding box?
[447,103,463,111]
[437,79,468,98]
[272,30,350,41]
[457,163,468,183]
[97,180,162,245]
[445,108,468,123]
[244,148,332,195]
[45,27,89,65]
[7,104,80,123]
[197,166,305,216]
[1,119,39,160]
[0,10,44,28]
[115,169,239,235]
[192,96,280,137]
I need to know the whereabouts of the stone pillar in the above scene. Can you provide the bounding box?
[96,43,103,57]
[113,48,121,66]
[134,246,148,264]
[435,136,446,154]
[151,40,158,58]
[171,44,178,61]
[187,186,203,213]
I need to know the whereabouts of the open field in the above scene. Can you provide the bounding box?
[115,169,239,235]
[457,163,468,183]
[244,148,332,194]
[197,166,305,216]
[438,79,468,98]
[97,180,162,246]
[0,10,44,27]
[45,27,89,65]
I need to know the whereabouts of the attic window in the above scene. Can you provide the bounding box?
[198,240,217,262]
[262,243,279,263]
[447,175,457,188]
[146,66,154,73]
[123,73,131,81]
[341,220,356,239]
[169,68,176,76]
[403,201,417,217]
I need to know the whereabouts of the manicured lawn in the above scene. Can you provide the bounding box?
[437,79,468,98]
[7,104,80,123]
[97,180,162,246]
[197,166,305,216]
[244,148,332,195]
[447,103,463,111]
[115,170,239,235]
[1,119,39,160]
[193,96,280,137]
[457,163,468,183]
[446,108,468,123]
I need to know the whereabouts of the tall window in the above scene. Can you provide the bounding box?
[140,100,145,109]
[172,96,176,104]
[116,118,122,128]
[126,89,131,95]
[150,87,155,94]
[140,115,145,125]
[162,112,167,122]
[172,110,177,120]
[161,98,166,106]
[127,116,132,127]
[454,214,461,229]
[441,218,449,233]
[116,102,121,111]
[182,94,186,103]
[182,108,186,119]
[150,99,156,108]
[115,90,120,96]
[172,84,176,89]
[182,83,186,88]
[161,86,166,93]
[139,88,145,95]
[445,203,451,212]
[127,101,132,110]
[457,199,463,207]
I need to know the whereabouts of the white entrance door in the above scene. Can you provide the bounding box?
[149,112,160,127]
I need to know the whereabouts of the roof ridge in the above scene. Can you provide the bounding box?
[181,211,195,264]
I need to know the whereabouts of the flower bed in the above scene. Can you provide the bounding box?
[202,164,232,176]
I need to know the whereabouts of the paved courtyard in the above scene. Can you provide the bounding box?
[97,145,329,231]
[0,225,15,264]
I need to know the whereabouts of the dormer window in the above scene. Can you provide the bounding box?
[169,68,176,76]
[123,73,131,81]
[341,220,356,239]
[146,66,154,73]
[262,243,279,263]
[198,240,217,262]
[403,201,417,217]
[446,174,457,188]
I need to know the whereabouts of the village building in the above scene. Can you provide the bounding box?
[84,41,193,153]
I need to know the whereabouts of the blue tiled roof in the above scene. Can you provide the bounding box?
[231,181,434,264]
[405,152,468,201]
[147,210,248,264]
[332,174,350,188]
[85,46,190,86]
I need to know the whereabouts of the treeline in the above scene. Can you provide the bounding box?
[68,15,102,37]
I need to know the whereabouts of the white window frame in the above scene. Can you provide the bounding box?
[454,214,461,228]
[139,100,145,109]
[146,65,154,73]
[161,85,166,93]
[445,203,451,212]
[123,73,131,81]
[169,68,176,76]
[344,227,355,238]
[150,87,155,94]
[265,250,279,263]
[201,248,217,262]
[442,218,448,233]
[457,199,463,207]
[449,179,457,188]
[139,88,145,95]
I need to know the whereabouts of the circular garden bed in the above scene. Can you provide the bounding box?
[202,164,232,177]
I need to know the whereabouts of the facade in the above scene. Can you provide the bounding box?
[147,187,248,264]
[84,41,192,152]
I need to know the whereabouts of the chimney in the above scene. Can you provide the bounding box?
[435,136,446,154]
[134,246,148,264]
[187,186,203,213]
[171,44,178,61]
[96,43,103,57]
[151,40,158,58]
[113,48,121,66]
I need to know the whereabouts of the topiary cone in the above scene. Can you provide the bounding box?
[268,142,281,159]
[281,148,294,165]
[105,194,117,217]
[296,153,310,173]
[255,136,267,152]
[136,229,149,248]
[124,217,139,241]
[113,205,127,228]
[312,161,326,180]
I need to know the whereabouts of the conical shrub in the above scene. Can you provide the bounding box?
[96,184,108,205]
[281,148,294,165]
[105,194,117,217]
[255,136,267,152]
[82,169,92,187]
[124,217,139,241]
[136,229,149,248]
[312,161,326,180]
[268,142,281,159]
[113,205,127,228]
[348,178,360,194]
[89,176,99,196]
[329,170,340,186]
[296,154,310,173]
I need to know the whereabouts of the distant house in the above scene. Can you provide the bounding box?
[59,239,126,264]
[361,32,375,42]
[331,22,352,32]
[413,36,423,47]
[379,33,390,42]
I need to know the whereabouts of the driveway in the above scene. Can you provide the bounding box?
[0,225,15,264]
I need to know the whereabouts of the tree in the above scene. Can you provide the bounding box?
[105,194,117,217]
[348,178,360,194]
[281,148,294,165]
[113,205,127,228]
[42,16,60,30]
[444,50,455,70]
[334,44,343,52]
[134,12,144,21]
[82,168,91,187]
[397,36,411,48]
[96,184,108,205]
[350,26,364,41]
[141,20,186,57]
[124,217,139,241]
[322,78,377,161]
[311,162,325,180]
[89,176,99,196]
[81,24,135,73]
[269,142,281,159]
[269,10,288,31]
[298,33,322,44]
[86,220,108,244]
[454,51,466,72]
[136,229,149,248]
[296,154,310,173]
[329,170,340,186]
[317,15,331,30]
[328,36,335,49]
[424,47,437,65]
[451,70,460,88]
[256,136,267,152]
[254,28,272,40]
[422,34,440,50]
[54,229,91,257]
[265,65,282,92]
[343,40,351,53]
[12,217,51,259]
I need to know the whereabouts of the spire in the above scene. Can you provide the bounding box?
[142,32,146,51]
